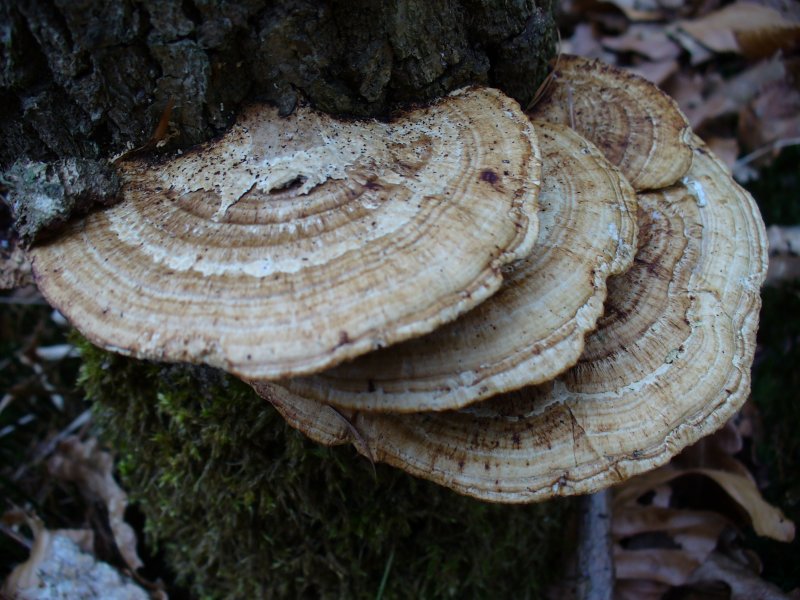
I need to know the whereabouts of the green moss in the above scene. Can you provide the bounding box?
[77,339,568,599]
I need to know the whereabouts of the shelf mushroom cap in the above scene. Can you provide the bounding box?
[254,137,768,503]
[284,121,638,413]
[528,54,693,191]
[30,87,541,380]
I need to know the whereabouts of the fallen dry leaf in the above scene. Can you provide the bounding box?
[609,410,795,598]
[2,513,49,593]
[651,484,673,508]
[766,255,800,285]
[46,436,143,571]
[767,225,800,256]
[602,23,683,60]
[613,505,731,542]
[2,521,149,600]
[597,0,672,21]
[0,244,32,290]
[678,56,786,128]
[668,25,716,63]
[615,579,671,600]
[615,547,703,585]
[678,2,800,58]
[687,551,791,599]
[628,58,680,84]
[674,525,727,560]
[615,466,795,541]
[764,225,800,284]
[706,137,740,170]
[664,71,708,125]
[615,506,729,569]
[676,423,755,481]
[563,22,618,63]
[739,80,800,152]
[575,1,634,31]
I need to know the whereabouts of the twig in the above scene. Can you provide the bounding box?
[575,489,614,600]
[12,410,92,481]
[0,394,12,418]
[112,98,175,163]
[567,85,576,130]
[0,522,32,550]
[734,136,800,170]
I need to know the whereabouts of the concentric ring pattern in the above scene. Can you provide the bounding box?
[529,54,693,191]
[287,120,638,413]
[31,87,541,379]
[257,139,767,502]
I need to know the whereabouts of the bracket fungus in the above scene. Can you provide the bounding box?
[30,87,541,380]
[254,137,768,503]
[27,53,769,507]
[284,120,638,413]
[528,54,693,191]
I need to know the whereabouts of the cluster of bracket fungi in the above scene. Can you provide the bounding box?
[31,55,768,503]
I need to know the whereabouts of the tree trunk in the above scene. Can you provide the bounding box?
[1,0,557,168]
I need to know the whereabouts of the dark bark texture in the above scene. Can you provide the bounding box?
[0,0,556,168]
[3,158,120,243]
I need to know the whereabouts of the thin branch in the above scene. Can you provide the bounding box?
[12,410,92,481]
[576,489,614,600]
[567,84,576,130]
[0,522,32,551]
[734,136,800,170]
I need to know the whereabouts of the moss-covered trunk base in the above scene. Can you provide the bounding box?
[78,340,568,599]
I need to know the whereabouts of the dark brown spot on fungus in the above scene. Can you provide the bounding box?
[480,169,499,185]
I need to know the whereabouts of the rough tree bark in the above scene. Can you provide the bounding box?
[1,0,557,169]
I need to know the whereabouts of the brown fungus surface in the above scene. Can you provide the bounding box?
[285,121,638,413]
[255,138,767,502]
[529,54,693,191]
[30,87,541,380]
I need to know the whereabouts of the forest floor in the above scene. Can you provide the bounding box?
[2,0,799,598]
